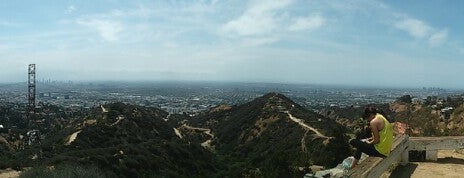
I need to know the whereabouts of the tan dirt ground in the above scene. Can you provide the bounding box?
[386,150,464,178]
[0,168,20,178]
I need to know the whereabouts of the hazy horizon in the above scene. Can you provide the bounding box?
[2,1,464,89]
[2,79,462,91]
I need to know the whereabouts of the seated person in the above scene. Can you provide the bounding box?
[350,107,393,169]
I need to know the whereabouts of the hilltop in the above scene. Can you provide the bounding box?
[0,93,353,177]
[2,92,463,177]
[180,92,351,177]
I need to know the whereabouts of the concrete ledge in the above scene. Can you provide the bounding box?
[348,136,464,177]
[409,136,464,150]
[409,136,464,161]
[348,135,409,178]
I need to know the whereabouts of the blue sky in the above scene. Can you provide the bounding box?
[1,0,464,89]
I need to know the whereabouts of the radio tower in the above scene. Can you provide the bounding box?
[28,64,36,115]
[26,64,41,147]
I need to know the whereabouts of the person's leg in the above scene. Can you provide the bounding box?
[349,139,385,169]
[350,139,385,158]
[350,159,358,170]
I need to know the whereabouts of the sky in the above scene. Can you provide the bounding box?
[1,0,464,89]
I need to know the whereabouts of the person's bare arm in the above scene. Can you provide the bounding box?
[368,120,380,144]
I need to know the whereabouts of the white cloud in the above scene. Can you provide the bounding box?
[71,7,155,43]
[391,15,451,47]
[77,19,123,41]
[222,0,293,36]
[3,0,463,86]
[66,5,76,14]
[428,29,448,46]
[71,4,213,43]
[288,15,325,31]
[73,8,140,42]
[394,17,431,39]
[393,16,449,46]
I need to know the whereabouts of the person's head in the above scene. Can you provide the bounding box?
[363,107,378,121]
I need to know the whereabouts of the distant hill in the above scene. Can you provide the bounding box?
[180,92,351,177]
[321,94,464,137]
[13,103,221,177]
[4,93,353,177]
[389,97,464,136]
[9,92,464,177]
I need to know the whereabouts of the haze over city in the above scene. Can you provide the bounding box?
[1,0,464,89]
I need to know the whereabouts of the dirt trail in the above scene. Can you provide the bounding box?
[173,128,183,139]
[181,124,214,138]
[284,108,332,151]
[65,130,82,145]
[301,130,308,151]
[285,111,330,139]
[101,105,108,113]
[110,116,124,126]
[0,168,20,178]
[163,113,171,122]
[177,124,214,149]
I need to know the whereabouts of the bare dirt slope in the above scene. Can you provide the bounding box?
[0,168,20,178]
[387,150,464,178]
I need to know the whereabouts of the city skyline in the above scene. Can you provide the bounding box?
[1,0,464,89]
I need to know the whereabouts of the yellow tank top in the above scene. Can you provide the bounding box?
[374,114,393,156]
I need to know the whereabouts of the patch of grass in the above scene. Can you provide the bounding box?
[19,163,107,178]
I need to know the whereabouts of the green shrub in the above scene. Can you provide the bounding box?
[19,164,107,178]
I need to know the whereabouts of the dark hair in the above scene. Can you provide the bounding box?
[363,107,378,119]
[363,106,392,122]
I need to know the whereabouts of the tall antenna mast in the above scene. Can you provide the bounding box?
[28,64,36,115]
[26,64,41,147]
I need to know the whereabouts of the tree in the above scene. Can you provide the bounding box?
[397,95,412,104]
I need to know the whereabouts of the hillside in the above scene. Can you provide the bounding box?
[321,94,464,137]
[1,93,353,177]
[12,103,221,177]
[179,92,351,177]
[5,93,463,177]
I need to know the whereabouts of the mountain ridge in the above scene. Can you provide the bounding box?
[180,92,351,177]
[2,92,352,177]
